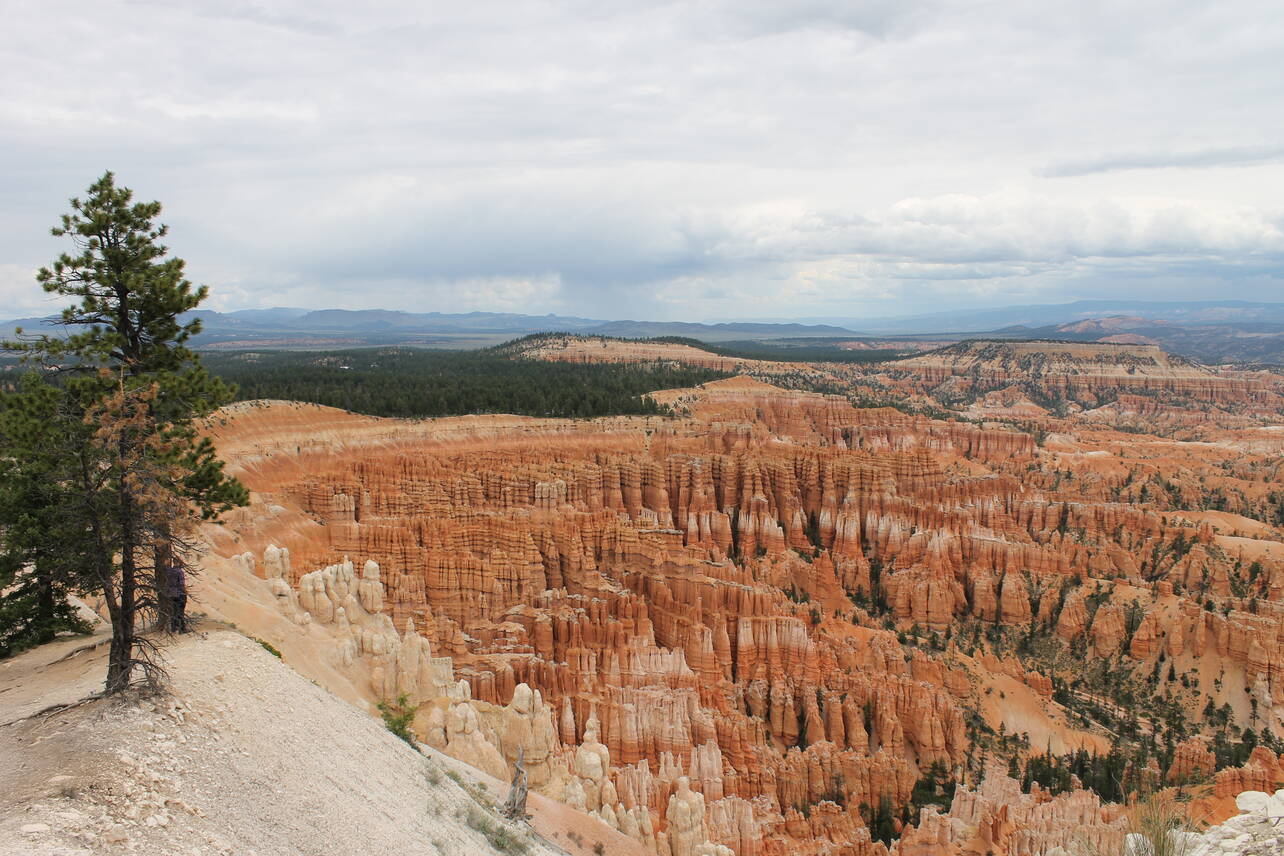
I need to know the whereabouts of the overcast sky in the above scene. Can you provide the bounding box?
[2,0,1282,321]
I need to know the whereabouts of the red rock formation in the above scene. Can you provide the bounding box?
[202,365,1284,855]
[1168,737,1216,784]
[884,341,1267,407]
[892,763,1128,856]
[1214,748,1284,797]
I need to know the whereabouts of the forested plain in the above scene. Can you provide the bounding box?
[203,348,732,419]
[639,336,904,363]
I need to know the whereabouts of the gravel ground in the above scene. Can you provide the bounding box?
[1,630,561,856]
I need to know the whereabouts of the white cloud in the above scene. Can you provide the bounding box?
[1,0,1282,319]
[739,194,1284,265]
[0,265,59,317]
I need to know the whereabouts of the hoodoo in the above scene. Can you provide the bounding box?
[176,356,1284,855]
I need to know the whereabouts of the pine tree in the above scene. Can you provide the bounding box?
[5,172,247,691]
[870,794,897,845]
[0,375,95,656]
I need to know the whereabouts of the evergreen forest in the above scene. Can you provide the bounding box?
[203,348,731,419]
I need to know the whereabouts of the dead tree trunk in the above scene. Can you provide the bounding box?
[500,747,530,821]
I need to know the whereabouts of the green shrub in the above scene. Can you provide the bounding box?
[377,693,419,745]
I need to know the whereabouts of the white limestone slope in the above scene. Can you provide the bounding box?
[0,630,563,856]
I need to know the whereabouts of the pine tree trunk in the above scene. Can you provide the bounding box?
[77,443,132,693]
[154,538,174,632]
[105,470,139,695]
[34,564,57,647]
[105,536,137,694]
[105,604,134,694]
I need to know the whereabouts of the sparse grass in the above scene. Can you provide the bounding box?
[441,763,497,809]
[254,638,282,658]
[466,803,530,854]
[1128,792,1200,856]
[1072,791,1199,856]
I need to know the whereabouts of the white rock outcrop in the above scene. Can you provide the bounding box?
[1175,788,1284,855]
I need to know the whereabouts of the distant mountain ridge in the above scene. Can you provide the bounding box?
[4,299,1282,363]
[807,299,1284,334]
[0,308,857,349]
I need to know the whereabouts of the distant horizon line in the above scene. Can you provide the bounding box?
[4,296,1282,327]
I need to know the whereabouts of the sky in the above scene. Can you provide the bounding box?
[2,0,1283,322]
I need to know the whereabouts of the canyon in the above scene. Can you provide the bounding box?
[183,335,1284,855]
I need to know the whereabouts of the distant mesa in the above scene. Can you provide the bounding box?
[1052,315,1171,334]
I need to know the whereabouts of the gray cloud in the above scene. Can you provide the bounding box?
[1,0,1282,320]
[1039,144,1284,177]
